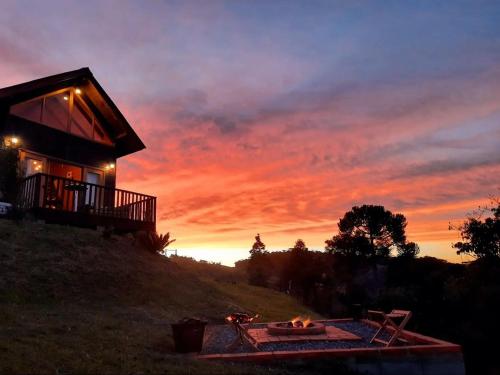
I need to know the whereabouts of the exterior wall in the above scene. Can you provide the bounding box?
[1,114,117,189]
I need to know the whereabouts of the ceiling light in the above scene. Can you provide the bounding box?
[63,95,69,101]
[75,88,82,94]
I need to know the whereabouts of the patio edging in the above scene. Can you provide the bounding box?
[198,318,462,362]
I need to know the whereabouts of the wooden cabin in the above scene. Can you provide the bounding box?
[0,68,156,232]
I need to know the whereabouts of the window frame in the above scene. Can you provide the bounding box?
[19,149,108,184]
[20,150,47,177]
[9,88,114,146]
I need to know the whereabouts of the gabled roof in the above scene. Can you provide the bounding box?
[0,67,145,157]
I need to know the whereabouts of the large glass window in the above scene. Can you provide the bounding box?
[93,119,112,144]
[43,92,70,131]
[25,157,44,177]
[71,99,93,139]
[9,88,113,145]
[10,98,42,123]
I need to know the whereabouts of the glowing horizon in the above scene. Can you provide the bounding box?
[1,1,499,266]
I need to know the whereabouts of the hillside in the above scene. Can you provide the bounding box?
[0,220,320,374]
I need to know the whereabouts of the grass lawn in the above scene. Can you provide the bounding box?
[0,220,331,374]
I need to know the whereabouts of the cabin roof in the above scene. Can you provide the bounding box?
[0,68,145,157]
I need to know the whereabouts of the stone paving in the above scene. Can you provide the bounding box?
[199,319,464,370]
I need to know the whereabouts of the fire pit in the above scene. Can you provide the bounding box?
[267,316,326,336]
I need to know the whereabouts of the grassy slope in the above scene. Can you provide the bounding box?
[0,220,320,374]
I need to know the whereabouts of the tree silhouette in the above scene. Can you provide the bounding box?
[290,238,308,252]
[325,205,409,257]
[397,241,420,258]
[451,199,500,259]
[250,233,266,255]
[248,234,270,286]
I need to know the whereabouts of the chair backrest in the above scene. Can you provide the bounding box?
[391,309,411,317]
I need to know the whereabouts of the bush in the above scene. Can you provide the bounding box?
[136,231,175,254]
[0,144,21,204]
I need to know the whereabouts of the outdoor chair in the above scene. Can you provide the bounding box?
[368,309,412,346]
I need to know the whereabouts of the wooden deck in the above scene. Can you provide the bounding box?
[18,173,156,232]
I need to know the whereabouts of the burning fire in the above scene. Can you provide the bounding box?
[289,316,313,328]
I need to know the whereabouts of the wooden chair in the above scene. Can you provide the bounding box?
[368,309,412,346]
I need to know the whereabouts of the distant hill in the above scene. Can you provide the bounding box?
[0,220,319,374]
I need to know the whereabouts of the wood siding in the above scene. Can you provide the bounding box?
[2,114,117,188]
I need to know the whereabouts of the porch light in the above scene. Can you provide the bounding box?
[4,136,20,147]
[75,88,82,94]
[63,95,69,101]
[105,163,115,171]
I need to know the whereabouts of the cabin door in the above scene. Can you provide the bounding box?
[47,161,83,212]
[84,169,104,208]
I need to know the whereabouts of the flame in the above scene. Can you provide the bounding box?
[289,315,312,327]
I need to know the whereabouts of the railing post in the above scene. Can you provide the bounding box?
[153,197,157,225]
[18,173,157,229]
[34,174,41,209]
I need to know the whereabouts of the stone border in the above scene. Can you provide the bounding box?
[248,325,361,344]
[198,318,462,362]
[266,321,326,336]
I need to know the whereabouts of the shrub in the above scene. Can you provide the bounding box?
[137,231,175,254]
[0,143,21,204]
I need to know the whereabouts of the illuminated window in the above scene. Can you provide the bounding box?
[25,158,44,176]
[10,98,42,123]
[43,91,70,131]
[9,88,113,145]
[71,99,93,139]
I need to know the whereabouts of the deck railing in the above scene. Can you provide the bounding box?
[18,173,156,225]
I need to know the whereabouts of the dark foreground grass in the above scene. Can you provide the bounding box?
[0,220,335,375]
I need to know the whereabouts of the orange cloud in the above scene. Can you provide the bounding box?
[115,68,500,265]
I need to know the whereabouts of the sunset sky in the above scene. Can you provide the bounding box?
[1,1,499,265]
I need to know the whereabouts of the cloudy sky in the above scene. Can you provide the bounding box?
[1,0,499,264]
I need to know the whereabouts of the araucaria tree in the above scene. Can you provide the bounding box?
[282,239,314,300]
[451,199,500,259]
[250,233,266,255]
[290,239,308,252]
[325,205,413,257]
[248,234,270,286]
